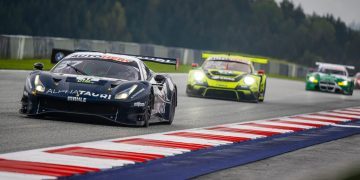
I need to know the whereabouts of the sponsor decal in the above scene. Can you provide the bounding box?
[70,54,130,62]
[46,89,111,99]
[67,96,86,102]
[211,75,235,81]
[135,56,174,64]
[134,102,145,107]
[76,77,99,84]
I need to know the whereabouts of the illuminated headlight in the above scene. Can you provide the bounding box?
[35,85,45,92]
[193,71,205,82]
[338,80,348,86]
[244,76,255,85]
[34,75,45,92]
[115,85,137,100]
[309,76,318,83]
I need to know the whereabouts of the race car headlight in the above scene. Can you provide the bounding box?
[34,75,45,92]
[115,85,138,100]
[309,76,318,83]
[193,71,205,82]
[244,76,255,85]
[338,80,348,86]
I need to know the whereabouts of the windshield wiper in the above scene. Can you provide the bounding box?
[66,63,87,75]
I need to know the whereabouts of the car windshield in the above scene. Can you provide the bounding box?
[203,60,251,73]
[319,68,346,76]
[51,59,140,80]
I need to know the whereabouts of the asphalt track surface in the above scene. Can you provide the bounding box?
[1,70,360,179]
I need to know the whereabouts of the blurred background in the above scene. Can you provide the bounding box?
[0,0,359,73]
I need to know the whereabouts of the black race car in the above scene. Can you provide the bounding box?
[20,49,178,127]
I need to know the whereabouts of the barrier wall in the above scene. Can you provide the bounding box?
[0,35,308,78]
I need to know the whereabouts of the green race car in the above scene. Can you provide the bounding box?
[186,54,267,102]
[306,62,354,95]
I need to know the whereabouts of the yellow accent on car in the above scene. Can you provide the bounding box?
[338,81,348,86]
[202,53,268,64]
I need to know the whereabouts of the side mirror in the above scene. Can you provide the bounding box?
[34,63,44,70]
[257,69,265,75]
[154,74,166,83]
[191,63,199,68]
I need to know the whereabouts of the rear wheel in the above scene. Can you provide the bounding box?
[165,93,176,125]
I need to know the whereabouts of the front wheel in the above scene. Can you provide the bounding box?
[344,90,353,96]
[142,94,153,127]
[258,82,266,102]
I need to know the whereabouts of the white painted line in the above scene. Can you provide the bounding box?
[331,124,360,128]
[316,112,360,119]
[0,172,55,180]
[80,141,189,156]
[254,121,315,129]
[280,118,336,125]
[344,108,360,112]
[299,114,350,121]
[143,134,231,146]
[332,110,360,116]
[1,151,132,169]
[186,129,265,139]
[224,124,293,133]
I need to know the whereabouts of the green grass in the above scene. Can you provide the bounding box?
[0,59,54,70]
[144,61,192,73]
[0,59,191,73]
[0,59,303,81]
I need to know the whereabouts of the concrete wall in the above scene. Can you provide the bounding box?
[0,34,308,78]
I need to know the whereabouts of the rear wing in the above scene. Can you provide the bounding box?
[51,48,179,69]
[202,53,268,64]
[315,62,355,70]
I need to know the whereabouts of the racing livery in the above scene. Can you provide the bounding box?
[306,62,354,95]
[20,49,177,127]
[186,53,267,102]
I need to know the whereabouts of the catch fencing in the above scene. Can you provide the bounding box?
[0,34,307,77]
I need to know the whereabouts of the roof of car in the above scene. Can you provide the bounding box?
[206,57,251,65]
[319,64,347,71]
[64,52,141,63]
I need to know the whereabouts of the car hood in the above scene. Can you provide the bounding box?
[205,69,247,82]
[39,72,132,100]
[318,73,347,81]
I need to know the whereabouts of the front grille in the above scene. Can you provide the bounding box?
[40,98,117,115]
[205,89,238,100]
[319,81,336,92]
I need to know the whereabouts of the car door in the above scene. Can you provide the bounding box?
[140,61,167,116]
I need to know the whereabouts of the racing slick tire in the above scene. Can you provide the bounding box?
[258,82,266,102]
[165,92,176,125]
[344,90,353,96]
[142,94,153,127]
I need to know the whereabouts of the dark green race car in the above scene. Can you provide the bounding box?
[306,62,354,95]
[186,54,267,102]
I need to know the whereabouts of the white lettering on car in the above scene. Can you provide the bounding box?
[67,96,87,102]
[46,89,111,99]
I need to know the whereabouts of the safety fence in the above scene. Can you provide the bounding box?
[0,34,307,77]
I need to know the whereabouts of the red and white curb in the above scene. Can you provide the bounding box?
[1,107,360,179]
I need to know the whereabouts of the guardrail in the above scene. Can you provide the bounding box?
[0,34,308,77]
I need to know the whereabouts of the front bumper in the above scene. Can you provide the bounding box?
[186,84,258,101]
[20,93,148,126]
[306,81,350,94]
